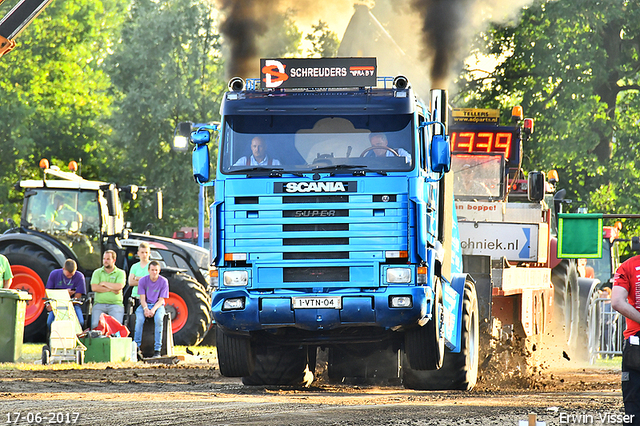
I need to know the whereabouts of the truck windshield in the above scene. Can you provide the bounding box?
[220,114,414,174]
[452,154,503,199]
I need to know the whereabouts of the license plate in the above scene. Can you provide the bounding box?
[291,296,342,309]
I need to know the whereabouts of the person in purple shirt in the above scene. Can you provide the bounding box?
[134,260,169,358]
[45,259,86,328]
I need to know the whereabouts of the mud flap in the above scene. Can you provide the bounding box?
[442,273,467,353]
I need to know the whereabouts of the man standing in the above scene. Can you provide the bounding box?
[134,260,169,358]
[45,259,86,327]
[128,242,151,300]
[611,256,640,424]
[91,250,126,328]
[0,254,12,288]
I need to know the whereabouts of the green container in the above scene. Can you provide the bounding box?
[0,288,32,362]
[79,337,132,363]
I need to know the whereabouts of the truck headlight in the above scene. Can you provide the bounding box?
[386,267,412,283]
[223,270,248,286]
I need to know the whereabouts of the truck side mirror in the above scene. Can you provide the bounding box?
[430,134,451,173]
[632,236,640,252]
[193,144,210,183]
[527,171,544,202]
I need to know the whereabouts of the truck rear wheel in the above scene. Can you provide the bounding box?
[242,345,312,386]
[3,244,59,343]
[165,273,211,346]
[404,280,444,370]
[403,281,479,390]
[551,260,580,352]
[216,325,255,377]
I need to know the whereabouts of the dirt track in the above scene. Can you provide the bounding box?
[0,351,625,426]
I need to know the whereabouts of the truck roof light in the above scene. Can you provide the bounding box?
[39,158,49,169]
[523,118,534,134]
[547,169,559,183]
[386,250,408,259]
[228,77,245,92]
[393,75,409,90]
[68,161,78,172]
[224,253,247,261]
[615,221,623,231]
[511,106,523,122]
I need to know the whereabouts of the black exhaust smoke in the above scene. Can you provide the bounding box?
[410,0,534,89]
[217,0,269,80]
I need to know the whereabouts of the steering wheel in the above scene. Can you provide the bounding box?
[359,146,400,157]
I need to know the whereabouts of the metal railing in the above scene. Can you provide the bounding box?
[588,297,626,364]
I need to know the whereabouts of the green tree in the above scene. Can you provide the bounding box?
[105,0,225,236]
[305,20,339,58]
[457,0,640,224]
[0,0,124,230]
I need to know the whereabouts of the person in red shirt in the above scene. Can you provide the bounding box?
[612,255,640,424]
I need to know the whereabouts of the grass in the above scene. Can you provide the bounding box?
[0,343,216,371]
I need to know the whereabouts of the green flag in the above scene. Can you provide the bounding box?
[557,213,603,258]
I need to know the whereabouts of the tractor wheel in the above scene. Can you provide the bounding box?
[403,281,479,390]
[551,260,580,352]
[404,279,444,370]
[215,325,255,377]
[242,345,312,386]
[3,244,59,343]
[165,273,211,346]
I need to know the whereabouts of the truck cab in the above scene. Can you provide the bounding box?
[187,58,478,389]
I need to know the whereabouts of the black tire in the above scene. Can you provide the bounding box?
[403,281,479,390]
[216,325,255,377]
[551,260,580,351]
[41,345,50,365]
[242,345,311,386]
[165,273,211,346]
[2,244,60,343]
[76,350,84,365]
[404,279,444,370]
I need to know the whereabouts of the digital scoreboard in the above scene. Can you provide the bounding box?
[449,127,520,166]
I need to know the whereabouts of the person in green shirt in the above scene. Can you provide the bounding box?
[0,254,12,288]
[90,250,126,328]
[128,242,151,299]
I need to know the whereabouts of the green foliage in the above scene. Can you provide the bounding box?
[0,0,124,231]
[305,20,339,58]
[457,0,640,237]
[105,0,225,236]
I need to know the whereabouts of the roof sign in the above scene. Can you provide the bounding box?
[260,57,377,89]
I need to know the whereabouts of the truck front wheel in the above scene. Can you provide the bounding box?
[403,280,479,390]
[404,279,444,370]
[216,325,255,377]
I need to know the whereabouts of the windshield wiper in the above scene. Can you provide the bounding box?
[312,164,387,176]
[227,167,284,175]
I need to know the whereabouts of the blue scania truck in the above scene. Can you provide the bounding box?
[183,58,479,390]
